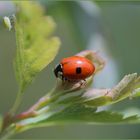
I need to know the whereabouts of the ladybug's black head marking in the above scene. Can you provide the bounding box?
[76,67,82,74]
[54,64,63,79]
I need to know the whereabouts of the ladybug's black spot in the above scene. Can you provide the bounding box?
[76,67,82,74]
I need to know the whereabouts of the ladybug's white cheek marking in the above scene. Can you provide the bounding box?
[58,71,63,77]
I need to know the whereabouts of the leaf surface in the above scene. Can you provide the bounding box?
[15,104,140,132]
[14,1,60,91]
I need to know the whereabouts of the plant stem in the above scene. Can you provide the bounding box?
[1,89,23,133]
[14,87,59,120]
[9,89,23,115]
[14,82,74,120]
[0,125,15,140]
[0,130,13,140]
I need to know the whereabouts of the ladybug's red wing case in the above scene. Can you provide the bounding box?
[61,56,95,80]
[60,56,95,80]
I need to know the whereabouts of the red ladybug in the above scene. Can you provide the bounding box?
[54,56,95,81]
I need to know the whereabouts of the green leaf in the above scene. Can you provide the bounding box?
[82,73,140,107]
[121,108,140,119]
[131,87,140,98]
[45,104,139,124]
[15,104,140,132]
[13,73,140,133]
[14,1,60,91]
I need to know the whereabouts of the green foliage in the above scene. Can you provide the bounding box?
[1,1,140,140]
[45,104,139,124]
[12,73,140,133]
[14,103,140,133]
[83,73,140,106]
[14,1,60,91]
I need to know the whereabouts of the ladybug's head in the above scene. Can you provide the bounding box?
[54,64,63,79]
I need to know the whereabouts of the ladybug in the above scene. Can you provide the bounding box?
[54,56,95,81]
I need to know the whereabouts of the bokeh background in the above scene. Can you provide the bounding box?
[0,0,140,139]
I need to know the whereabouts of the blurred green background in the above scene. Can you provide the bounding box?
[0,0,140,139]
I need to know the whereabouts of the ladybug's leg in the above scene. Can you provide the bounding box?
[79,79,87,88]
[62,76,68,83]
